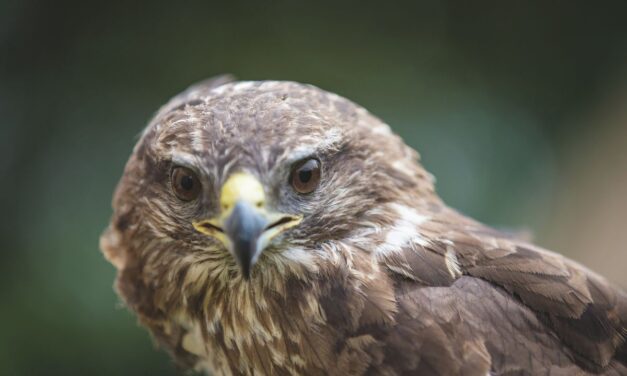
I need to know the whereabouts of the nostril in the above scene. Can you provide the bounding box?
[256,200,264,208]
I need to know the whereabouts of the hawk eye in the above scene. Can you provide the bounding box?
[171,166,201,201]
[290,158,321,194]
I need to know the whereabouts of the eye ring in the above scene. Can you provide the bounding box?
[290,158,321,194]
[171,166,202,201]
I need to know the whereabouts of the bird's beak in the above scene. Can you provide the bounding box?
[192,172,302,279]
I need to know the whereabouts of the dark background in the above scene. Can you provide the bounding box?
[2,1,627,375]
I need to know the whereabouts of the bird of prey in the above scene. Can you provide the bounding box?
[100,76,627,375]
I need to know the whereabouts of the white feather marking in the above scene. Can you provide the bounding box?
[286,127,343,162]
[375,203,430,255]
[371,124,392,135]
[169,117,190,128]
[391,159,415,177]
[209,83,229,95]
[231,81,256,91]
[445,246,462,278]
[191,126,206,153]
[221,157,239,179]
[280,247,318,271]
[171,152,202,167]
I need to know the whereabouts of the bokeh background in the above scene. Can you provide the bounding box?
[2,1,627,375]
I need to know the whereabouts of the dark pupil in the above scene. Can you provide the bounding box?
[180,175,195,191]
[298,168,312,183]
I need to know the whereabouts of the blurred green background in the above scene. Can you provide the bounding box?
[2,1,627,375]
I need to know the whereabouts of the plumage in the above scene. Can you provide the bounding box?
[101,76,627,375]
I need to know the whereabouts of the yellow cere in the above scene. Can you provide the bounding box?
[220,172,266,211]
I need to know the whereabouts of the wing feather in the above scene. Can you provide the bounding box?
[381,210,627,372]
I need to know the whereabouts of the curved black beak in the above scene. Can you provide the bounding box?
[223,201,268,279]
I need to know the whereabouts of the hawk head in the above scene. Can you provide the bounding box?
[100,78,451,372]
[102,79,437,287]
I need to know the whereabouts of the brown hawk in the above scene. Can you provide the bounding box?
[100,76,627,375]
